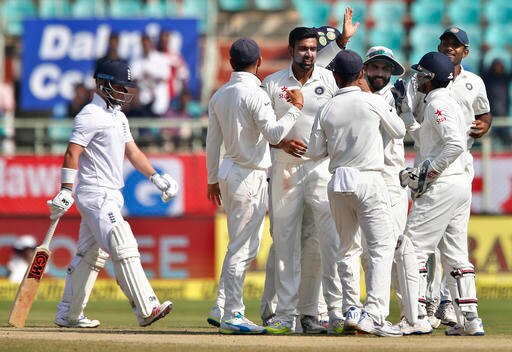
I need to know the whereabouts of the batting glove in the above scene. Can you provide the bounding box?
[150,173,179,202]
[47,188,74,220]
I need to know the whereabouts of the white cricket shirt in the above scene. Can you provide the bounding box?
[70,93,134,189]
[375,83,406,186]
[262,64,338,162]
[416,88,467,177]
[206,71,301,184]
[308,86,405,173]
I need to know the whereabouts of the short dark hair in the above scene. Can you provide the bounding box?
[337,71,360,85]
[232,61,257,72]
[289,27,319,47]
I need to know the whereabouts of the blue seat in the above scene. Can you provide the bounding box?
[368,25,404,54]
[484,1,512,25]
[347,25,366,56]
[144,0,176,17]
[484,25,512,50]
[447,0,481,26]
[411,0,444,25]
[483,48,511,72]
[255,0,285,12]
[39,0,71,18]
[2,0,36,36]
[291,0,330,28]
[219,0,248,12]
[409,24,445,54]
[183,0,209,33]
[370,0,406,28]
[110,0,143,18]
[72,0,107,18]
[332,1,366,27]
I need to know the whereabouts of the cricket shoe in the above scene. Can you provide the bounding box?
[445,318,485,336]
[396,316,433,335]
[265,319,292,334]
[318,312,329,330]
[139,301,173,327]
[435,300,457,326]
[54,315,100,328]
[219,312,266,334]
[343,306,361,334]
[426,299,441,328]
[300,315,327,334]
[207,305,222,327]
[328,317,344,334]
[356,311,402,337]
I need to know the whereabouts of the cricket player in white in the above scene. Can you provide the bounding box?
[50,60,176,328]
[261,26,342,335]
[206,38,304,334]
[397,27,490,334]
[308,50,405,337]
[260,11,359,334]
[397,52,485,336]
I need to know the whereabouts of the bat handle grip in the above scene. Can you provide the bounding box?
[41,218,60,249]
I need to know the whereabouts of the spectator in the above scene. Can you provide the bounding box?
[131,35,171,117]
[0,80,15,154]
[157,30,191,108]
[95,33,126,71]
[7,235,37,283]
[480,57,511,146]
[68,83,92,118]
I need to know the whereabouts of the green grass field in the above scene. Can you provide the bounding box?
[1,298,512,351]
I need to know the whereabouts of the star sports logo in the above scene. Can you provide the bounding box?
[278,85,288,100]
[435,109,446,123]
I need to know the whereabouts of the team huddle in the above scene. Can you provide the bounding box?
[42,7,489,338]
[206,8,490,337]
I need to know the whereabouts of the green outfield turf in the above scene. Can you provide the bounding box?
[1,298,511,352]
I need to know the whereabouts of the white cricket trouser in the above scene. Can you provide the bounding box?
[406,174,475,315]
[217,163,267,318]
[328,171,395,325]
[271,157,334,321]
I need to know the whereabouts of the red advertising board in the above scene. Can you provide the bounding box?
[0,216,215,279]
[0,154,216,216]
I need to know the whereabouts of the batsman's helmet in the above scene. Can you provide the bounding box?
[316,26,341,51]
[411,51,454,83]
[94,59,135,106]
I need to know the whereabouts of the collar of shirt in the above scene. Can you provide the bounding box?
[334,86,361,97]
[424,87,450,104]
[286,64,321,84]
[230,71,262,86]
[91,92,122,114]
[453,64,467,84]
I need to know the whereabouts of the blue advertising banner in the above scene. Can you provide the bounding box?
[21,18,199,111]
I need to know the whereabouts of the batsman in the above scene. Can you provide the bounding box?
[48,59,176,328]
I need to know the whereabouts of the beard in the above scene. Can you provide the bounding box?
[367,75,390,92]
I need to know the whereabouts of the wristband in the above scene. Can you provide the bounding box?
[61,168,77,184]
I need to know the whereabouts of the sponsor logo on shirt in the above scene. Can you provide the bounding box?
[435,109,446,123]
[278,85,288,100]
[466,83,473,91]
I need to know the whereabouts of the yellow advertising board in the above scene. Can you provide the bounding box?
[1,215,510,301]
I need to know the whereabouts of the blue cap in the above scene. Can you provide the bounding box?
[316,26,341,51]
[332,49,363,75]
[440,27,469,47]
[94,59,135,87]
[230,38,260,66]
[412,52,454,82]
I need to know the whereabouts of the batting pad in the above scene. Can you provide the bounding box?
[68,245,109,322]
[450,268,478,313]
[110,221,158,318]
[394,235,419,324]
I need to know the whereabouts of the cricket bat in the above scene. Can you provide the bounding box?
[8,218,60,327]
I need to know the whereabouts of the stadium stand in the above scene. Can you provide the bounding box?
[39,0,72,18]
[447,0,481,26]
[410,0,444,25]
[110,0,144,18]
[144,0,177,17]
[219,0,248,12]
[71,0,107,18]
[1,0,36,36]
[254,0,286,12]
[291,0,330,28]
